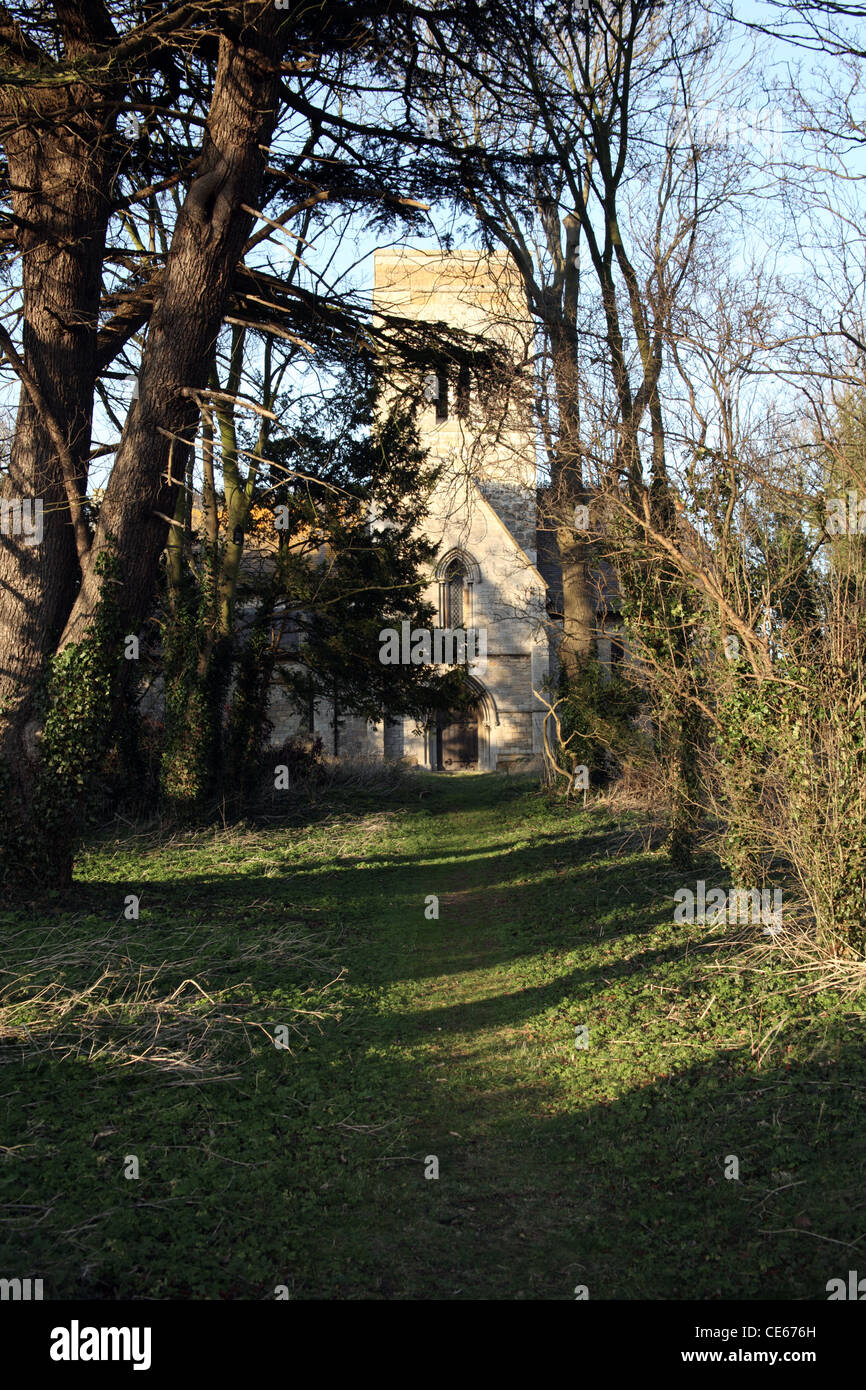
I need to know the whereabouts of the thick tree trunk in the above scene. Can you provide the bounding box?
[59,19,281,656]
[548,318,595,677]
[0,96,114,793]
[557,525,596,676]
[1,11,282,883]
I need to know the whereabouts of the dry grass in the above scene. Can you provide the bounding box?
[0,920,343,1080]
[732,928,866,999]
[703,893,866,1001]
[594,761,669,816]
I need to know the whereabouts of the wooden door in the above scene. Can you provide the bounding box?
[438,709,478,769]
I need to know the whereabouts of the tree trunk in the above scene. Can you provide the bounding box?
[9,12,282,881]
[0,89,115,800]
[549,311,595,676]
[60,18,281,654]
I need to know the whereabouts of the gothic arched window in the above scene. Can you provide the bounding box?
[443,556,466,627]
[435,369,449,421]
[424,368,449,421]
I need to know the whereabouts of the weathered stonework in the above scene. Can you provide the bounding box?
[269,247,552,771]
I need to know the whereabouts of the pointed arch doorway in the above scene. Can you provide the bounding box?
[436,705,479,770]
[434,677,498,771]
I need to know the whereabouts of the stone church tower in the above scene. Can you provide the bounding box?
[369,247,549,771]
[269,247,551,771]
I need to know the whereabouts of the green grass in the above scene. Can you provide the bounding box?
[1,772,864,1299]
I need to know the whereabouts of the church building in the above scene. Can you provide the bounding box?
[268,247,618,772]
[366,247,550,772]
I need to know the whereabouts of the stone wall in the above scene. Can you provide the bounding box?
[477,481,537,561]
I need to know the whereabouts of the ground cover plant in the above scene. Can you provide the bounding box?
[1,773,863,1300]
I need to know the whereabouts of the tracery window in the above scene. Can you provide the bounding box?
[443,556,466,627]
[435,369,449,421]
[423,369,449,421]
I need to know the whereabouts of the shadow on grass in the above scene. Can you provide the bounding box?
[1,776,861,1300]
[1,991,862,1300]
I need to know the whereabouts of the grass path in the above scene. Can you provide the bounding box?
[2,773,864,1299]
